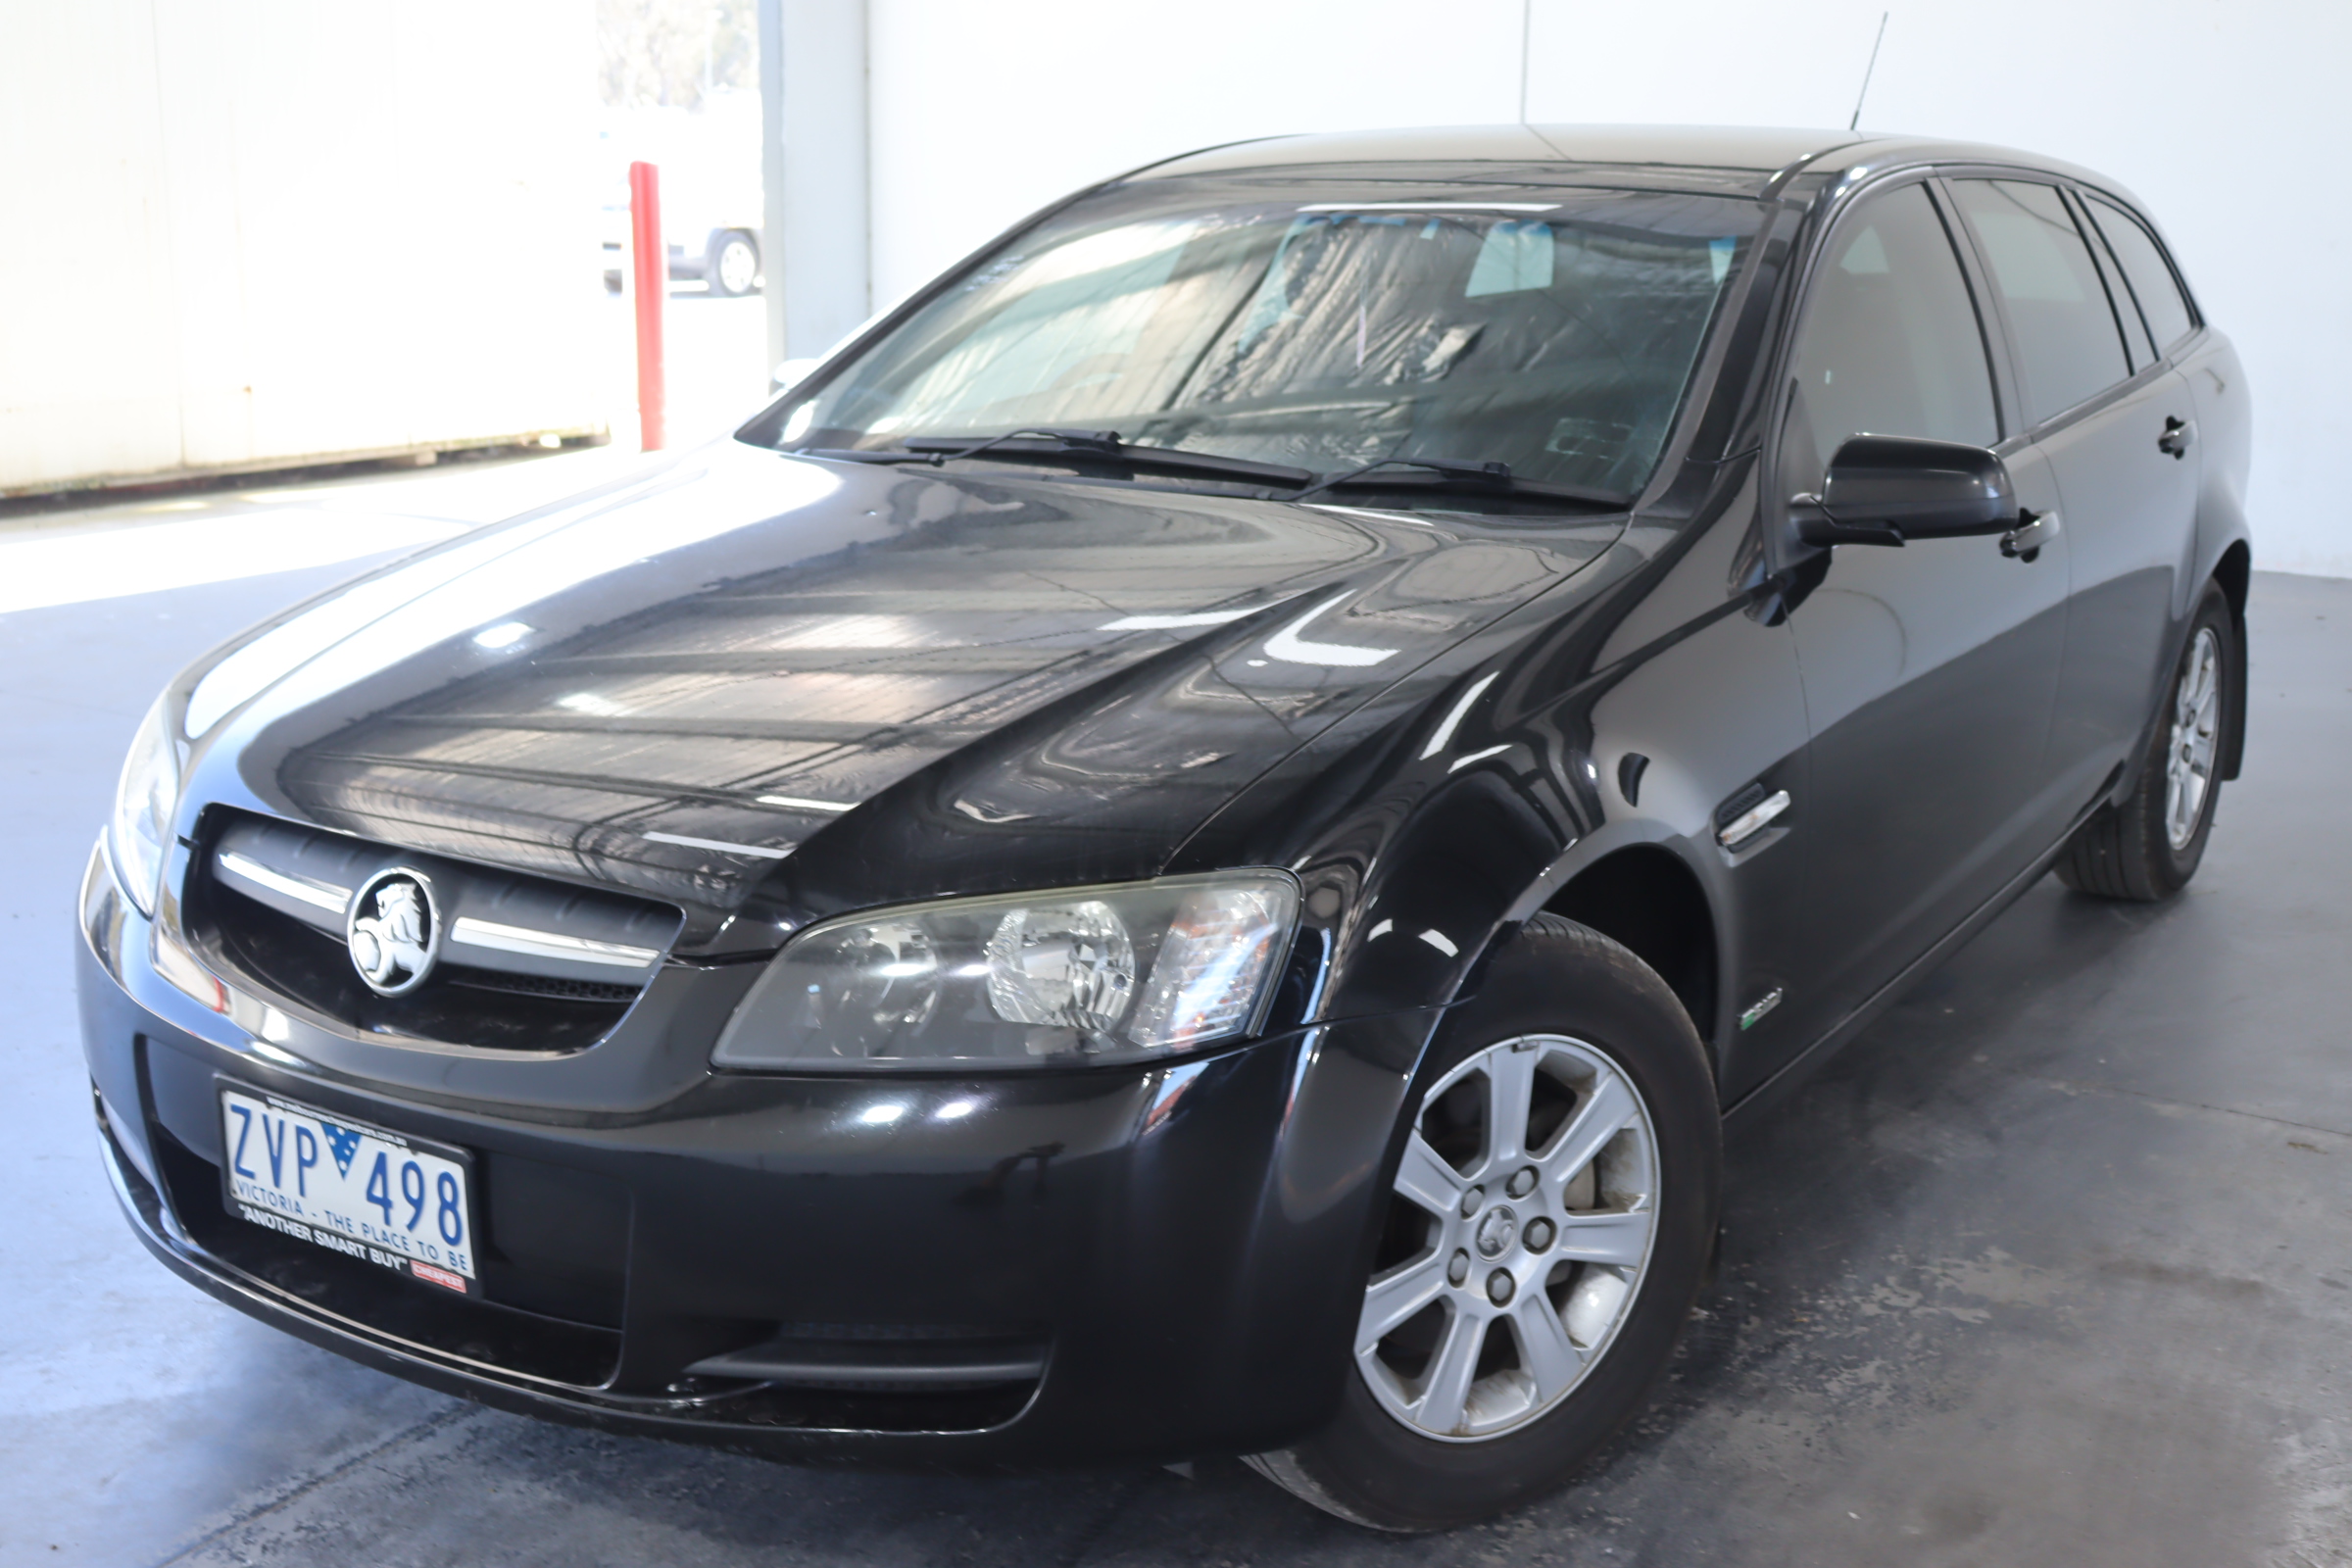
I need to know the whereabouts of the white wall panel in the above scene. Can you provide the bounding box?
[1,0,184,483]
[0,0,604,495]
[778,0,872,361]
[863,0,2349,575]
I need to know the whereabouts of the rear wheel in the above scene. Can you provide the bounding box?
[1246,915,1720,1532]
[708,230,760,297]
[2056,582,2235,901]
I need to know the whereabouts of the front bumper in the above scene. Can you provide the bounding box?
[79,849,1442,1467]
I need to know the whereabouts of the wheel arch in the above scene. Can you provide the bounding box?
[1536,845,1720,1058]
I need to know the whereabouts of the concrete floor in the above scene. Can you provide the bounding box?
[2,468,2345,1565]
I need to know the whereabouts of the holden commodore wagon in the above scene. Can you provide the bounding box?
[82,124,2246,1531]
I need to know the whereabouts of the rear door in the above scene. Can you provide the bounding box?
[1945,177,2204,811]
[1770,177,2071,1050]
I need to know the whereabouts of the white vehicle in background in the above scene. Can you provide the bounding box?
[600,203,762,296]
[598,96,764,296]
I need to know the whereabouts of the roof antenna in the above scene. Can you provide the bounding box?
[1518,0,1534,123]
[1848,11,1888,132]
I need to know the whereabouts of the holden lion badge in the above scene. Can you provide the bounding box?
[346,869,441,996]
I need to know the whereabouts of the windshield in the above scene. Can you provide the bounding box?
[760,179,1763,506]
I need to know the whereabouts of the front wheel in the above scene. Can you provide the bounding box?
[1247,914,1721,1532]
[2055,581,2236,901]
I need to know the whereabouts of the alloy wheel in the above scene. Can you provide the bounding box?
[714,235,760,296]
[2165,626,2222,851]
[1357,1034,1659,1442]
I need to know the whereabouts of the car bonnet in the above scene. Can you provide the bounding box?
[176,439,1620,951]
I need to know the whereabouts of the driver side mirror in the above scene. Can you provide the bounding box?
[1791,435,2017,548]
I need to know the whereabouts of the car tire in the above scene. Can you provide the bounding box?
[708,230,760,297]
[2055,582,2235,902]
[1245,913,1721,1532]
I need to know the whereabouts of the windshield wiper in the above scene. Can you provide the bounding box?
[804,429,1317,489]
[802,433,1629,513]
[1291,456,1513,503]
[1293,456,1631,513]
[921,426,1126,464]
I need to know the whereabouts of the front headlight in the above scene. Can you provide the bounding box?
[107,696,182,917]
[711,872,1300,1071]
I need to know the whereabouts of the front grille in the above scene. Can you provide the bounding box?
[446,969,648,1004]
[186,809,683,1053]
[686,1322,1051,1393]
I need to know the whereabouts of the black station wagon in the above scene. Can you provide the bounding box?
[83,125,2247,1530]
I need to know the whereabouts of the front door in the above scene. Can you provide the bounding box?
[1775,178,2071,1040]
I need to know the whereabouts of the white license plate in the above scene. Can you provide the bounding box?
[219,1085,479,1295]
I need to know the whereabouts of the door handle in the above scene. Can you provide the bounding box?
[2158,416,2196,459]
[2000,509,2059,562]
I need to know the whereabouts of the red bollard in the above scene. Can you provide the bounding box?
[628,161,666,452]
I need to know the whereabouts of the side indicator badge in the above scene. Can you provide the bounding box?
[1739,988,1785,1031]
[1716,787,1791,850]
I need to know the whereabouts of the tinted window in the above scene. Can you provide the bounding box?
[1950,179,2131,424]
[2084,194,2196,353]
[1784,182,1998,484]
[2087,200,2157,370]
[777,183,1760,503]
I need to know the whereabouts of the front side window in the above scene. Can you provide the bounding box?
[765,181,1762,506]
[1782,182,1999,491]
[1949,179,2131,425]
[2083,194,2196,354]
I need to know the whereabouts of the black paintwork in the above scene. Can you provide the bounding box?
[80,124,2251,1466]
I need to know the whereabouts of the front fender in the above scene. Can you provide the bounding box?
[1179,489,1809,1102]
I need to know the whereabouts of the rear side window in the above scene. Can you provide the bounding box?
[1783,182,1999,484]
[2083,194,2197,354]
[2082,195,2156,371]
[1950,179,2131,425]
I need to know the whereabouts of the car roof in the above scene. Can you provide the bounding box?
[1137,123,2129,208]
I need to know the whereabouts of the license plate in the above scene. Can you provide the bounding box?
[218,1085,478,1295]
